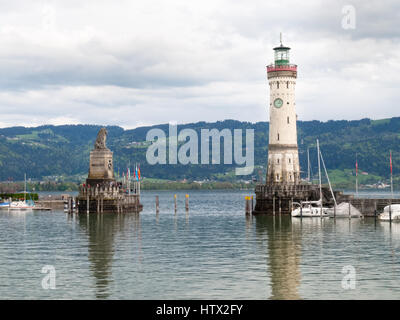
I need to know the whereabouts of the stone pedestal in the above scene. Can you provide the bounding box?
[77,127,142,214]
[86,148,114,186]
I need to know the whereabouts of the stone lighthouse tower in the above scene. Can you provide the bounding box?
[253,35,342,214]
[266,36,300,185]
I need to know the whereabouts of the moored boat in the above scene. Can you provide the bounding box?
[7,200,35,210]
[379,204,400,221]
[291,200,329,217]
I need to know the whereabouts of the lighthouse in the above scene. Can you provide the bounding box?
[253,35,354,214]
[266,35,300,185]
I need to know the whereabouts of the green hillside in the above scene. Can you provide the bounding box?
[0,118,399,188]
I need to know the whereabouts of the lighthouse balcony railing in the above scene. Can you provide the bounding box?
[267,64,297,72]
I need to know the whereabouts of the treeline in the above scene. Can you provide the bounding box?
[0,118,399,182]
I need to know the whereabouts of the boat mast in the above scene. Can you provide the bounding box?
[307,147,311,183]
[24,173,26,203]
[390,150,393,198]
[356,153,358,197]
[320,148,337,207]
[317,140,322,203]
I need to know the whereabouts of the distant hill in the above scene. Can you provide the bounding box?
[0,118,399,185]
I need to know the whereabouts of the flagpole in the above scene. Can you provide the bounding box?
[356,153,358,197]
[390,150,393,198]
[138,163,140,196]
[307,147,310,183]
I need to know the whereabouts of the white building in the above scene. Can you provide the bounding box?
[266,38,300,185]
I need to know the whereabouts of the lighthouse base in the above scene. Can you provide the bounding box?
[253,183,350,215]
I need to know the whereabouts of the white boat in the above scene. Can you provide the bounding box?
[291,139,334,218]
[378,204,400,221]
[8,200,35,210]
[326,202,362,218]
[5,174,36,211]
[291,200,330,217]
[0,202,10,208]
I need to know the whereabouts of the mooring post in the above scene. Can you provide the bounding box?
[291,197,293,213]
[97,195,99,213]
[389,201,392,223]
[374,200,377,220]
[185,194,189,211]
[279,198,281,215]
[348,202,351,219]
[251,196,254,213]
[86,191,89,215]
[334,202,336,219]
[320,197,323,219]
[300,203,303,218]
[156,195,159,213]
[174,194,177,213]
[273,196,276,215]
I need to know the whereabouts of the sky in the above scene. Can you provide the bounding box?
[0,0,399,129]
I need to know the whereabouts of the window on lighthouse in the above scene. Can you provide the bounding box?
[287,117,290,124]
[277,133,280,141]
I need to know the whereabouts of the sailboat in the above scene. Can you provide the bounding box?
[8,174,35,211]
[291,140,331,217]
[291,200,330,217]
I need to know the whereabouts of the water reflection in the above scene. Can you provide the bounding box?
[254,215,301,299]
[77,213,141,299]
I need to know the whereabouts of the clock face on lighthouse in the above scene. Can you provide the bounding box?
[273,98,283,108]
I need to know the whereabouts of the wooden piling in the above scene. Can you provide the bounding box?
[279,198,281,215]
[348,202,351,219]
[185,194,189,211]
[245,196,251,215]
[291,197,293,213]
[174,194,177,212]
[156,195,159,213]
[300,204,302,218]
[320,199,323,219]
[273,196,275,215]
[86,192,89,214]
[389,201,392,223]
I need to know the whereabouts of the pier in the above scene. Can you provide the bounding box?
[253,183,400,216]
[76,128,143,214]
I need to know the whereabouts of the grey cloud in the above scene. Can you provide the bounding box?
[0,0,399,128]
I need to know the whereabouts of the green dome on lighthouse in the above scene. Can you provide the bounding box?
[273,33,290,66]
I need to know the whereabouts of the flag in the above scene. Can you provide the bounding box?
[138,164,141,180]
[135,165,139,181]
[356,159,358,176]
[390,151,393,175]
[133,168,136,180]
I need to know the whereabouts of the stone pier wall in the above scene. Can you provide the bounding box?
[77,185,142,213]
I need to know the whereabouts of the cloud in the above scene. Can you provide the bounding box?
[0,0,399,128]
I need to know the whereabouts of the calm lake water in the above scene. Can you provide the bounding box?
[0,189,399,299]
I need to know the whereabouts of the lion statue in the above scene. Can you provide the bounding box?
[94,128,108,149]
